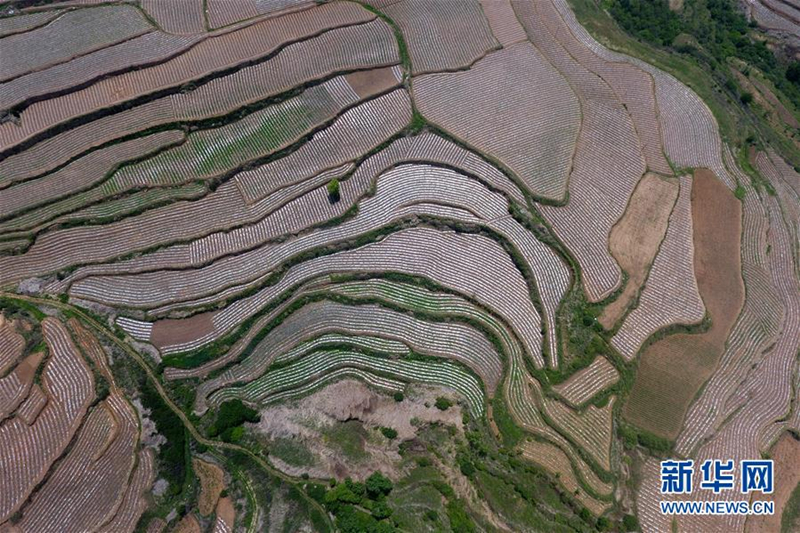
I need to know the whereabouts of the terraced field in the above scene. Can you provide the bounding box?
[1,0,798,531]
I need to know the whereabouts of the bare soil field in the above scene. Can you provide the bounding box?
[254,379,462,480]
[600,173,678,329]
[344,66,399,99]
[623,168,744,438]
[149,313,216,350]
[213,497,235,532]
[745,432,800,532]
[192,457,225,516]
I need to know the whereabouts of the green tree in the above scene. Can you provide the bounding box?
[365,472,393,499]
[787,62,800,84]
[435,396,452,410]
[327,178,341,202]
[380,427,398,440]
[371,501,393,519]
[623,513,640,531]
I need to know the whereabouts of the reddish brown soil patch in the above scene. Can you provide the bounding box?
[345,66,399,99]
[623,169,744,439]
[600,173,678,329]
[150,312,216,350]
[14,350,44,384]
[215,497,235,529]
[746,433,800,532]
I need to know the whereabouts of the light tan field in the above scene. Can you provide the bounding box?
[600,173,678,329]
[345,66,399,99]
[746,433,800,532]
[192,457,225,516]
[623,169,744,439]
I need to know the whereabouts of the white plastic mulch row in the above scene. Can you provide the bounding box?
[160,227,545,373]
[0,131,184,222]
[0,31,201,113]
[107,167,550,368]
[111,76,359,189]
[64,130,524,299]
[520,440,610,515]
[550,0,727,177]
[234,84,409,204]
[273,333,411,364]
[479,0,527,47]
[383,0,498,74]
[209,348,485,415]
[532,0,670,174]
[0,2,374,181]
[41,128,516,303]
[169,19,398,122]
[97,449,154,533]
[552,356,619,407]
[141,0,206,35]
[414,42,580,201]
[14,385,47,426]
[0,319,94,523]
[0,10,65,38]
[18,394,138,533]
[206,0,310,29]
[164,277,334,381]
[0,90,409,286]
[514,0,645,303]
[249,368,404,407]
[194,299,502,411]
[328,277,612,498]
[533,379,615,471]
[0,320,25,374]
[0,353,38,420]
[67,160,506,313]
[643,149,798,532]
[0,5,152,84]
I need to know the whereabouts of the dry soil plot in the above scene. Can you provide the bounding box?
[344,66,400,99]
[213,497,235,532]
[599,173,678,329]
[253,379,462,480]
[149,313,216,351]
[623,169,744,439]
[745,432,800,532]
[192,457,225,517]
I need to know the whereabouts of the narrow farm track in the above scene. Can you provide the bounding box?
[0,291,335,532]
